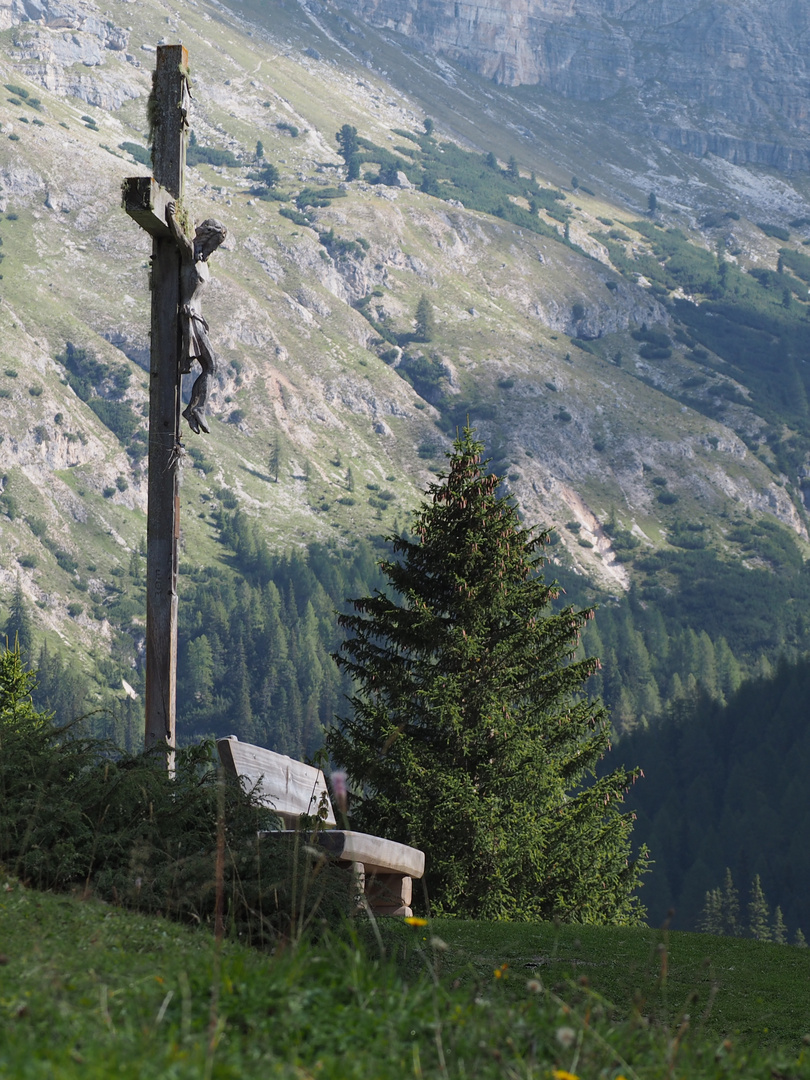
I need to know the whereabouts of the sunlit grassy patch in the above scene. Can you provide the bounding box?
[3,880,810,1079]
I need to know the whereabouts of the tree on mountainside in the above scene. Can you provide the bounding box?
[4,578,33,665]
[268,434,283,483]
[0,642,47,734]
[255,162,279,188]
[327,427,648,921]
[335,124,359,181]
[414,294,435,342]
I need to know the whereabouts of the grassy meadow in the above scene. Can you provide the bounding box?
[2,876,810,1079]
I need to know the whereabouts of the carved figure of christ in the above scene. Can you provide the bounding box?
[166,201,227,435]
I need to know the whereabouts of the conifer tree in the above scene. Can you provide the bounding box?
[748,874,771,940]
[698,887,724,935]
[33,642,89,725]
[4,578,33,664]
[794,928,807,948]
[231,639,255,740]
[414,294,435,342]
[0,642,47,734]
[772,905,788,945]
[327,427,648,921]
[187,635,214,708]
[128,547,143,584]
[268,435,283,483]
[721,866,742,936]
[256,162,279,189]
[335,124,359,181]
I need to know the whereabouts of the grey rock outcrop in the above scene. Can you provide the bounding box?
[340,0,810,172]
[4,0,141,109]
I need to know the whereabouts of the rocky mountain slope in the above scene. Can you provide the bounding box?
[1,0,809,687]
[337,0,810,172]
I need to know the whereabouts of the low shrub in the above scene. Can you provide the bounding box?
[0,648,353,945]
[119,141,150,165]
[757,222,790,242]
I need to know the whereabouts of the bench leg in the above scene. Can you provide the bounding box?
[365,872,413,917]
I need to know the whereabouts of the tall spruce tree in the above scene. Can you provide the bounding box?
[327,427,648,921]
[772,905,788,945]
[722,866,742,936]
[698,868,743,937]
[698,887,724,935]
[414,294,435,342]
[4,578,33,664]
[335,124,360,181]
[748,874,771,941]
[0,642,47,734]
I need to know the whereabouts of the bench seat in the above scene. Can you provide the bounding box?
[217,736,424,917]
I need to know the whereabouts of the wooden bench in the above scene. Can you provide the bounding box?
[217,736,425,917]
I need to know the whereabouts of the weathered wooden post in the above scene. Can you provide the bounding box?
[123,45,190,762]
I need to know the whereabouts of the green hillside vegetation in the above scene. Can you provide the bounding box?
[355,127,571,238]
[174,526,384,756]
[56,342,146,461]
[5,879,810,1078]
[582,538,810,730]
[12,444,807,758]
[593,220,810,497]
[186,129,241,168]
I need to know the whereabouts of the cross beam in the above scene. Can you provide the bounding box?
[123,44,190,762]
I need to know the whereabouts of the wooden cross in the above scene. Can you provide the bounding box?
[122,45,191,761]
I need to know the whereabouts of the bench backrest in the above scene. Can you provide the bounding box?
[217,736,337,828]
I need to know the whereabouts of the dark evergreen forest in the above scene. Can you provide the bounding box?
[618,656,810,939]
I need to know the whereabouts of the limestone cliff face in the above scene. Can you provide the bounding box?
[339,0,810,170]
[2,0,142,109]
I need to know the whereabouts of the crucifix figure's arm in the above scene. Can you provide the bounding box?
[165,200,194,261]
